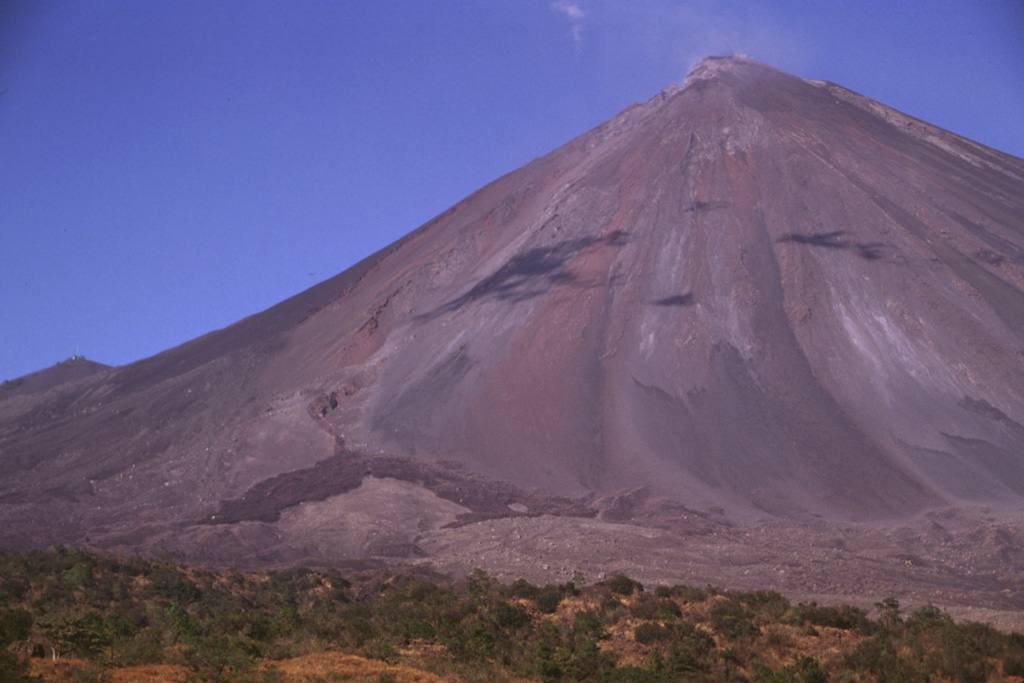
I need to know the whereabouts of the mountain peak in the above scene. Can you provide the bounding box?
[682,54,766,86]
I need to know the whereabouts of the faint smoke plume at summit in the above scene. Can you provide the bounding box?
[552,1,588,46]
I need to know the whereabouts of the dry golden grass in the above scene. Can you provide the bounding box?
[267,651,447,682]
[24,652,450,683]
[108,663,188,683]
[28,658,185,683]
[27,658,85,680]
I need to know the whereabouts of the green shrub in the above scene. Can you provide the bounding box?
[666,622,715,674]
[789,601,868,631]
[1004,655,1024,678]
[755,655,827,683]
[843,633,921,681]
[0,578,29,602]
[534,586,564,614]
[0,607,33,645]
[672,585,709,603]
[598,665,661,681]
[492,600,530,631]
[507,578,540,600]
[571,636,616,680]
[574,610,608,640]
[764,626,794,651]
[465,620,497,660]
[657,599,682,620]
[3,547,1021,683]
[270,604,301,637]
[167,601,200,641]
[600,596,623,615]
[116,629,165,666]
[0,649,37,683]
[710,598,760,641]
[345,616,376,647]
[731,590,790,620]
[394,617,436,641]
[634,622,670,645]
[959,620,1003,658]
[181,635,258,683]
[532,640,562,682]
[361,639,398,664]
[146,566,201,604]
[628,595,660,620]
[599,574,644,596]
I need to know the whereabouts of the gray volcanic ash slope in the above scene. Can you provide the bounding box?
[2,57,1023,623]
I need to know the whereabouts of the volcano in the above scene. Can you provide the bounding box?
[3,57,1023,625]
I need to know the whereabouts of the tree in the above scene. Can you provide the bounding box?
[573,637,616,680]
[168,601,201,641]
[37,612,110,659]
[599,574,644,596]
[0,608,33,645]
[466,568,496,605]
[710,598,760,641]
[874,597,902,631]
[182,635,258,683]
[533,640,563,682]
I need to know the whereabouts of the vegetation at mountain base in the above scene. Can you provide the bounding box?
[1,547,1023,682]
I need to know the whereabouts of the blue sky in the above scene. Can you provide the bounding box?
[2,1,1022,380]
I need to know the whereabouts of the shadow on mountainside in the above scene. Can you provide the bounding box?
[419,230,629,321]
[778,230,888,260]
[652,293,695,306]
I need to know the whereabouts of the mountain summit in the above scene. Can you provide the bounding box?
[3,57,1023,622]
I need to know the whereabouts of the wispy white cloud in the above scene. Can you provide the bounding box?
[552,1,588,47]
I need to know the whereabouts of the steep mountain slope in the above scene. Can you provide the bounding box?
[1,57,1023,620]
[303,56,1024,519]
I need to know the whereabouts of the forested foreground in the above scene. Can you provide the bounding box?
[1,547,1023,682]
